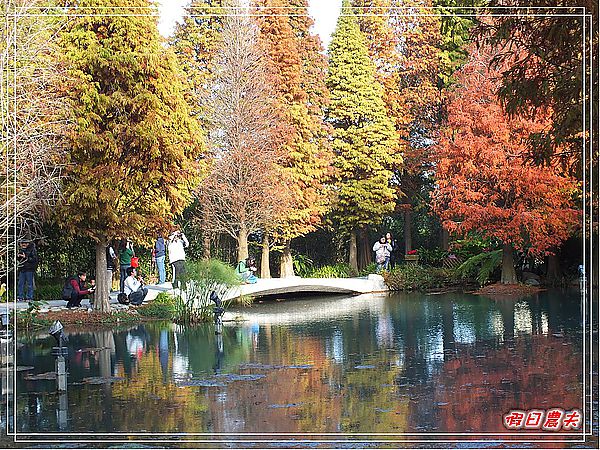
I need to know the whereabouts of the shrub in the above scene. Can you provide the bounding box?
[309,263,352,278]
[293,254,314,278]
[417,248,449,267]
[175,259,242,324]
[16,299,49,330]
[34,282,63,301]
[138,292,176,319]
[456,249,502,286]
[384,265,459,291]
[359,262,378,276]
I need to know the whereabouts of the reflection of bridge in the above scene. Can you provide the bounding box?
[223,275,388,301]
[227,292,389,325]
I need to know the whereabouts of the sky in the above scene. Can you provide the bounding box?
[156,0,342,48]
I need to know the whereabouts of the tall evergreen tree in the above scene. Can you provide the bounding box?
[170,0,225,118]
[353,0,443,256]
[56,0,205,311]
[256,0,333,277]
[326,0,399,272]
[170,0,226,258]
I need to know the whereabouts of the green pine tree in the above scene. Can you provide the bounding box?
[326,0,400,272]
[170,0,225,119]
[56,0,205,311]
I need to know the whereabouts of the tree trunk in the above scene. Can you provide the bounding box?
[237,225,248,262]
[280,240,294,278]
[358,229,371,271]
[441,227,449,251]
[546,254,560,285]
[500,243,517,284]
[94,238,110,312]
[349,230,358,273]
[202,231,211,260]
[261,235,271,279]
[404,208,412,255]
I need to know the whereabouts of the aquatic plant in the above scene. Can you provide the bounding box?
[174,259,242,324]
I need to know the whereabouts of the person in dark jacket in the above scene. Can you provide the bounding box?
[154,234,166,284]
[118,238,134,293]
[63,271,95,308]
[386,232,399,269]
[17,240,38,302]
[107,243,116,291]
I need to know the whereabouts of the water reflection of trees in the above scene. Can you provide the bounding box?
[432,335,582,433]
[13,290,583,434]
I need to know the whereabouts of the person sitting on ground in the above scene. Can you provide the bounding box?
[124,267,148,306]
[236,257,258,284]
[62,271,96,308]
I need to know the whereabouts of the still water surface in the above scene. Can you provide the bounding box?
[13,290,584,436]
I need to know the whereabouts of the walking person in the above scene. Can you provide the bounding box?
[154,233,166,285]
[17,239,38,302]
[373,236,392,272]
[118,238,135,293]
[168,230,189,288]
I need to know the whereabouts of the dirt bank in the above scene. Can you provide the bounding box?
[472,283,545,298]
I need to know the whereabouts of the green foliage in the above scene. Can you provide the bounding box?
[384,265,459,291]
[16,300,49,330]
[417,247,449,267]
[138,292,176,319]
[292,253,314,278]
[170,0,225,121]
[309,263,352,279]
[326,1,400,232]
[449,237,496,260]
[359,262,378,276]
[457,249,503,286]
[56,0,206,244]
[34,282,63,302]
[174,259,241,324]
[434,0,482,86]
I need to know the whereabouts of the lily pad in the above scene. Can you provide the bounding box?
[176,379,227,387]
[24,372,56,380]
[82,376,124,384]
[268,403,303,409]
[215,374,266,382]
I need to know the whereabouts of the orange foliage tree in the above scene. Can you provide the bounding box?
[431,46,580,284]
[255,0,333,278]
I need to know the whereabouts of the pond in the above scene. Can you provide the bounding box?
[4,289,591,445]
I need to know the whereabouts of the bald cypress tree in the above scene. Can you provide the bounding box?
[326,0,399,272]
[170,0,225,118]
[256,0,333,277]
[57,0,205,311]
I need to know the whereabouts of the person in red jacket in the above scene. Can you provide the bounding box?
[63,271,96,308]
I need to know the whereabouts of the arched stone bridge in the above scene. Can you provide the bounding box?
[223,274,388,301]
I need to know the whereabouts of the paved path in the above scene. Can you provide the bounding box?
[2,283,174,313]
[1,275,388,314]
